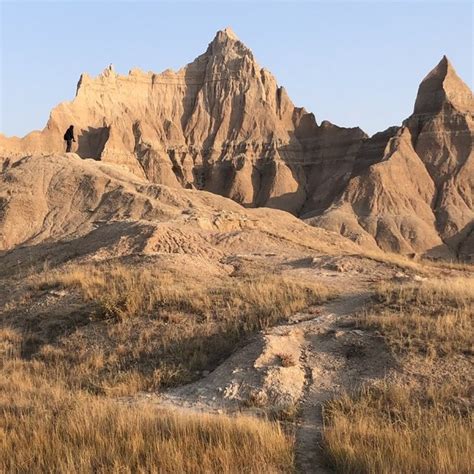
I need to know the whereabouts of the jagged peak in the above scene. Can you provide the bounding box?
[419,55,455,87]
[206,27,253,60]
[75,64,117,96]
[210,27,241,47]
[101,64,116,77]
[217,27,239,41]
[414,55,473,115]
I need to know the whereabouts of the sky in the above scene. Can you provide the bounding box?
[0,0,472,137]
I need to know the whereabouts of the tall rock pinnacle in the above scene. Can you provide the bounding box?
[0,32,472,260]
[414,55,473,116]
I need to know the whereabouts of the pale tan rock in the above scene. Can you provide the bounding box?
[0,33,472,260]
[0,154,359,259]
[0,28,364,218]
[307,57,473,260]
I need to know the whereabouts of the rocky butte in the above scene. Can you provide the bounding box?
[0,28,472,260]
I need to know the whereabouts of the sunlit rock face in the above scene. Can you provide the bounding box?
[0,32,472,259]
[306,57,473,260]
[0,28,365,215]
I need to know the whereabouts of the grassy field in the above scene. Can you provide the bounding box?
[323,380,473,474]
[0,261,333,472]
[358,277,473,356]
[322,276,474,473]
[0,363,294,473]
[8,263,330,395]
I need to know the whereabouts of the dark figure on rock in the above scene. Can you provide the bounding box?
[64,125,76,152]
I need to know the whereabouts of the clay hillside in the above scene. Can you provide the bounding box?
[1,27,474,474]
[0,28,472,260]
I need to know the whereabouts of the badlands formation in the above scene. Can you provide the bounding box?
[0,28,473,260]
[1,28,473,474]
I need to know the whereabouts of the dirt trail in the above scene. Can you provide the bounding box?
[126,274,395,473]
[294,292,390,473]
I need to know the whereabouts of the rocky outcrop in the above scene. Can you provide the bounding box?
[0,28,366,218]
[307,57,473,260]
[0,32,472,259]
[0,153,359,260]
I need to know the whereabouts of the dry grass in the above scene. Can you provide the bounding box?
[0,362,294,473]
[322,276,474,473]
[323,380,473,474]
[371,277,474,308]
[361,249,474,275]
[429,259,474,272]
[361,250,425,272]
[35,263,330,326]
[1,262,308,472]
[3,263,330,396]
[276,352,297,367]
[357,277,474,357]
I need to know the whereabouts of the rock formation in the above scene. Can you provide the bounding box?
[307,56,473,260]
[0,28,366,215]
[0,153,358,262]
[0,30,472,260]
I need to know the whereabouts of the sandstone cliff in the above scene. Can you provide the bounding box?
[0,31,472,259]
[0,28,366,217]
[307,56,473,260]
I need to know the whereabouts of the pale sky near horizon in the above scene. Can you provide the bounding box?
[0,0,472,137]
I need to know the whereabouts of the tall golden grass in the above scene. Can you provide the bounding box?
[322,277,474,473]
[358,277,474,356]
[19,264,331,395]
[36,263,330,326]
[2,262,311,472]
[0,362,294,473]
[323,380,473,474]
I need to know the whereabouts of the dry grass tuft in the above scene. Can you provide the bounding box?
[0,363,294,473]
[361,249,474,274]
[277,352,297,367]
[322,380,473,474]
[361,250,425,272]
[357,277,474,357]
[372,277,474,309]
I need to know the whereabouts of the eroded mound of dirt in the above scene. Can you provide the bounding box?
[0,153,359,269]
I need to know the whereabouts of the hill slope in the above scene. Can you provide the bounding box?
[0,32,472,259]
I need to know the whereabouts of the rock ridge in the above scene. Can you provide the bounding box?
[0,30,472,260]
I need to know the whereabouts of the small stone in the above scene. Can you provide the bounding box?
[50,289,67,297]
[413,275,426,282]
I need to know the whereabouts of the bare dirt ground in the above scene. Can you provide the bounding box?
[120,260,401,473]
[293,292,394,473]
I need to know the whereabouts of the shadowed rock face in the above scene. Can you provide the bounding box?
[0,28,366,219]
[307,56,473,260]
[0,31,472,260]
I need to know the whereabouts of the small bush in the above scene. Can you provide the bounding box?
[277,352,297,367]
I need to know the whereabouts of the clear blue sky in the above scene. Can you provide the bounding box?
[1,0,472,137]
